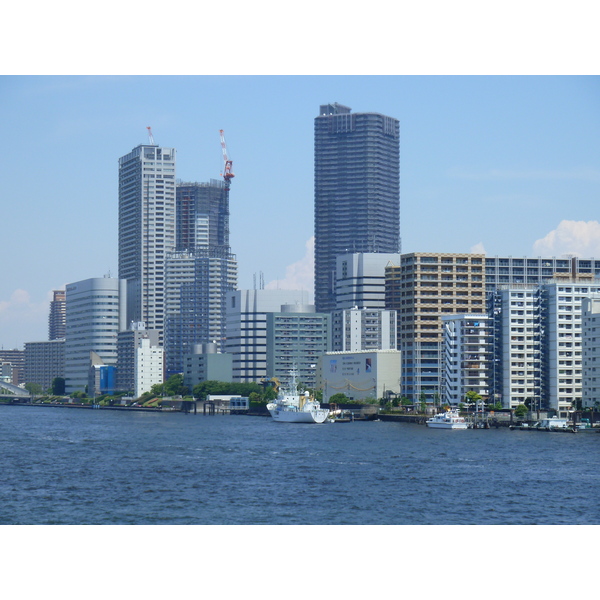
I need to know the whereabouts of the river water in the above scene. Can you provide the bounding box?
[1,405,598,525]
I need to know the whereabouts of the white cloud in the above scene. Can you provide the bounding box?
[265,237,314,297]
[0,289,52,347]
[470,242,486,254]
[533,220,600,258]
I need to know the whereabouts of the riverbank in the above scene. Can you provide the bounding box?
[1,401,166,412]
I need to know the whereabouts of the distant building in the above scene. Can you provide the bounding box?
[65,277,127,394]
[165,250,236,375]
[581,297,600,408]
[117,322,160,394]
[0,349,25,386]
[48,290,66,340]
[317,349,401,403]
[314,103,400,313]
[488,285,541,410]
[266,305,331,389]
[225,289,311,382]
[488,278,600,416]
[538,278,600,415]
[118,142,176,344]
[24,339,65,391]
[335,252,401,310]
[183,343,233,391]
[386,252,486,401]
[88,351,117,396]
[134,338,164,398]
[441,314,492,405]
[331,307,396,352]
[164,179,237,375]
[484,256,600,292]
[1,362,13,384]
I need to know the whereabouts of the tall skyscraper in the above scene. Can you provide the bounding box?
[48,290,66,340]
[118,142,176,343]
[314,103,400,313]
[164,180,237,375]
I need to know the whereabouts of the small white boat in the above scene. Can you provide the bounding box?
[426,408,468,429]
[266,370,329,424]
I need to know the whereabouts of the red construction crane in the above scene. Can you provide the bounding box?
[219,129,234,188]
[147,126,155,145]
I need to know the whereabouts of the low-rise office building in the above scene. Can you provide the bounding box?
[317,349,401,403]
[183,343,233,391]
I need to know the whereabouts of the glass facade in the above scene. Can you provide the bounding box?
[314,103,400,313]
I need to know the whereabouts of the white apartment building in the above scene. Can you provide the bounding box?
[118,143,176,344]
[135,337,164,398]
[540,279,600,415]
[490,285,540,410]
[65,277,127,394]
[332,308,396,352]
[117,322,160,394]
[224,289,310,382]
[442,314,492,405]
[581,297,600,408]
[335,252,401,310]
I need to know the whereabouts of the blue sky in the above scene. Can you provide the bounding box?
[1,75,599,348]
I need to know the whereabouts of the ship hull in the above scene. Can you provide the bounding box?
[426,421,468,429]
[267,407,329,424]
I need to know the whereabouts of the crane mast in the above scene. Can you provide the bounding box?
[146,126,155,145]
[219,129,234,190]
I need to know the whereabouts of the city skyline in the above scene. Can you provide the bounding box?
[1,75,599,348]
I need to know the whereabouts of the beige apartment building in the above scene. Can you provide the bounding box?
[386,252,486,401]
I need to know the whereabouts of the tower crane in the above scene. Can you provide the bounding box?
[219,129,235,190]
[147,126,155,145]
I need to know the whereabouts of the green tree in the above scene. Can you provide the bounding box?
[465,390,482,404]
[263,386,278,401]
[514,404,528,418]
[25,382,43,395]
[329,392,350,404]
[51,377,66,395]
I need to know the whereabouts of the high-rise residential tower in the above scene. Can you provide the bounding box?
[314,103,400,313]
[118,142,176,343]
[48,290,66,340]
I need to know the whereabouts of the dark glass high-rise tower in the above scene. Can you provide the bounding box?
[164,180,237,375]
[314,103,400,313]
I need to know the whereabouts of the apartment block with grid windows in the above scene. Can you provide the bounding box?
[385,252,486,401]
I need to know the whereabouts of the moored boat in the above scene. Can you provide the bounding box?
[426,408,468,429]
[266,371,329,424]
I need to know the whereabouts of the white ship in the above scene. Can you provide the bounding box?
[266,371,329,424]
[426,408,468,429]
